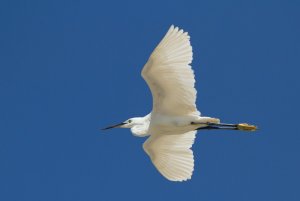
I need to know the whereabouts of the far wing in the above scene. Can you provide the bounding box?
[142,25,200,116]
[143,131,196,182]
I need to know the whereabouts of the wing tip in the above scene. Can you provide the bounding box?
[167,167,194,182]
[168,24,190,37]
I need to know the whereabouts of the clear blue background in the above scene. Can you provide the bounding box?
[1,0,299,200]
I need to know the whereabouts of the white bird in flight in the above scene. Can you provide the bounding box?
[103,25,257,182]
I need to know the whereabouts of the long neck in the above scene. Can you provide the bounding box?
[131,114,151,137]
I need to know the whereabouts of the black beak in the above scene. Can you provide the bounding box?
[101,122,126,130]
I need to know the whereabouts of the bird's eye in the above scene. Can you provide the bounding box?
[128,120,132,123]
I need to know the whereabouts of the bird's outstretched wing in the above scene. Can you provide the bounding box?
[143,131,196,181]
[142,25,200,116]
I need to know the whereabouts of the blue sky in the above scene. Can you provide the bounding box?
[0,0,299,200]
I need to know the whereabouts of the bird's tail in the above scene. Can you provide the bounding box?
[195,117,220,124]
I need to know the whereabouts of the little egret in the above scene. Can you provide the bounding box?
[103,25,257,181]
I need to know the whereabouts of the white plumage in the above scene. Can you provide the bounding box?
[143,131,196,181]
[102,25,257,182]
[142,25,199,116]
[141,25,199,181]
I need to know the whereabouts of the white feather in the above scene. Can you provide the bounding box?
[140,25,201,181]
[143,131,196,181]
[142,25,200,116]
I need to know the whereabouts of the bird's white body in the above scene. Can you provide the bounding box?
[131,114,219,137]
[104,25,256,181]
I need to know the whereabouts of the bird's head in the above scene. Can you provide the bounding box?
[101,117,142,130]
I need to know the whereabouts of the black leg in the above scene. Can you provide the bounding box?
[191,122,237,126]
[196,125,238,130]
[193,122,257,131]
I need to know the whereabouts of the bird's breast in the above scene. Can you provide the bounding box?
[149,114,199,135]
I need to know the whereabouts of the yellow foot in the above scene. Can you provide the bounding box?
[237,123,257,131]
